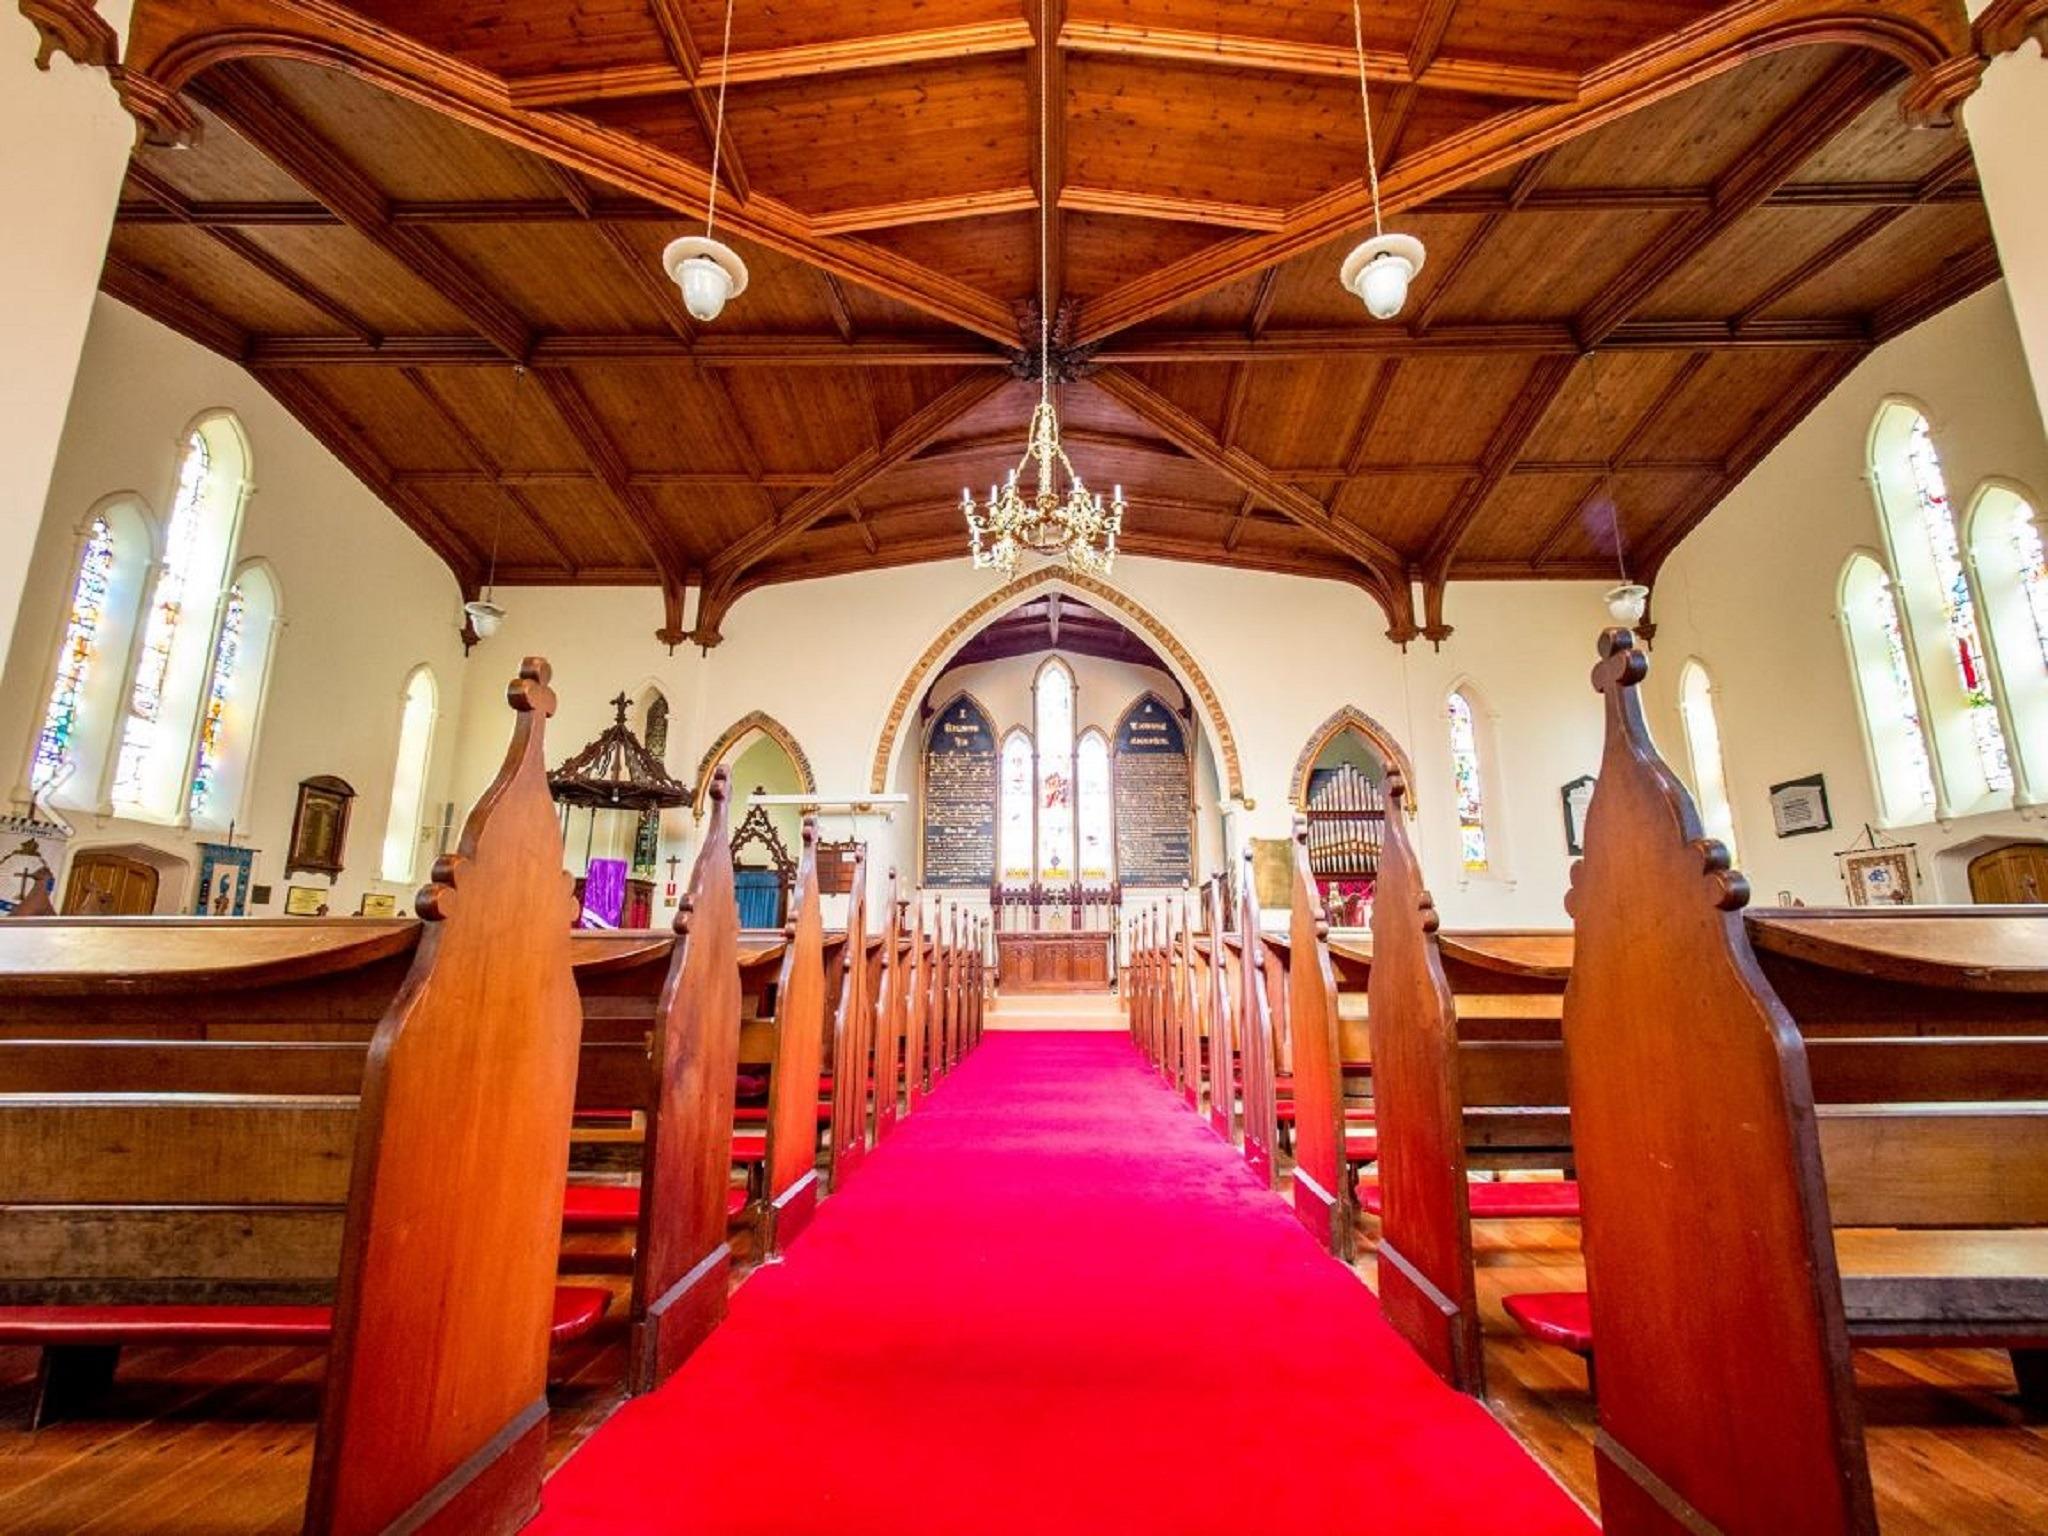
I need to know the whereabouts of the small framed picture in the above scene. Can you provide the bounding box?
[357,891,400,918]
[283,884,330,917]
[1769,774,1832,838]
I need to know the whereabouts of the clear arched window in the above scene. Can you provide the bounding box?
[1966,485,2048,796]
[1870,406,2011,807]
[1445,688,1489,872]
[187,561,280,827]
[1034,660,1075,883]
[1840,553,1936,824]
[1678,660,1738,859]
[381,666,438,882]
[30,500,153,809]
[1076,729,1113,882]
[112,416,250,820]
[998,729,1034,885]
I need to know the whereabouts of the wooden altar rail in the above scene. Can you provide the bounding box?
[991,882,1120,933]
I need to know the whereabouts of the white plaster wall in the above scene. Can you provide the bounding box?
[0,299,468,915]
[1648,283,2048,904]
[0,8,137,659]
[446,559,1611,927]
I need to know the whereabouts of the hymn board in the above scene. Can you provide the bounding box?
[1114,695,1191,886]
[922,697,997,887]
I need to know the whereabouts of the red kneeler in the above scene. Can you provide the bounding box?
[1501,1291,1594,1355]
[561,1183,748,1227]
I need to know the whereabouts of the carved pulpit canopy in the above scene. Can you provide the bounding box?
[548,692,692,812]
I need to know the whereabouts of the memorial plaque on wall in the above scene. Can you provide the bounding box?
[922,697,997,888]
[1114,695,1191,885]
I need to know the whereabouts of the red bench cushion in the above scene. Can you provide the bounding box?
[0,1286,611,1350]
[1345,1133,1378,1163]
[732,1134,767,1164]
[733,1104,834,1125]
[563,1184,748,1226]
[1355,1180,1580,1220]
[1502,1291,1593,1355]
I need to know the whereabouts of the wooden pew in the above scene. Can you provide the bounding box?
[1234,854,1285,1190]
[0,659,601,1535]
[868,876,904,1143]
[825,850,872,1189]
[1201,877,1238,1146]
[557,766,744,1393]
[741,818,830,1253]
[1548,627,2048,1536]
[1175,888,1204,1112]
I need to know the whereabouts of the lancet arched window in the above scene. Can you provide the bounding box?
[1678,659,1738,860]
[30,499,153,808]
[1868,405,2010,810]
[1839,553,1937,824]
[1034,659,1076,883]
[1965,485,2048,797]
[112,415,251,821]
[1076,729,1113,882]
[187,561,280,827]
[380,666,438,882]
[998,729,1034,885]
[1445,687,1490,872]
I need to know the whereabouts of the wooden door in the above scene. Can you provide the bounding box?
[1968,843,2048,904]
[62,852,160,915]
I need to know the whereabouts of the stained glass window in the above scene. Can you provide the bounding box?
[113,431,211,806]
[188,583,246,818]
[32,516,117,794]
[1076,730,1113,882]
[1903,416,2011,791]
[1446,690,1488,872]
[1035,661,1074,883]
[999,730,1034,884]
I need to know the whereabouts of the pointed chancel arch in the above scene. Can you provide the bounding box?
[868,568,1242,802]
[693,711,816,816]
[1289,706,1417,812]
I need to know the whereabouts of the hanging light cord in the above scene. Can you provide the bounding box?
[1350,0,1385,238]
[1588,360,1632,582]
[704,0,737,238]
[484,364,525,597]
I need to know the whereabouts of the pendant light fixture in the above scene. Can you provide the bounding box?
[464,364,525,642]
[959,19,1123,577]
[1339,0,1426,320]
[662,0,748,322]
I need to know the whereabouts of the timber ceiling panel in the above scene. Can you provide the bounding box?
[94,0,2002,642]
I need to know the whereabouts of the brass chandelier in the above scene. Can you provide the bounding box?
[961,19,1123,578]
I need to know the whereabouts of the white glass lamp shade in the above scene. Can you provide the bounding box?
[661,235,749,323]
[1604,582,1650,627]
[464,598,506,639]
[1340,232,1427,321]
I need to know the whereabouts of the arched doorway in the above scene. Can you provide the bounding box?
[695,713,815,928]
[1967,840,2048,904]
[1290,708,1415,930]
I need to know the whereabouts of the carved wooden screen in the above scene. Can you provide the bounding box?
[1304,763,1385,879]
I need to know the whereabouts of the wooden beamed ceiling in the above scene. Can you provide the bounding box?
[72,0,2007,643]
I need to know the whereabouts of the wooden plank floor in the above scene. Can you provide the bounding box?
[0,1267,643,1535]
[1350,1204,2048,1536]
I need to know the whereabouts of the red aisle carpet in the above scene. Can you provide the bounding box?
[534,1033,1593,1535]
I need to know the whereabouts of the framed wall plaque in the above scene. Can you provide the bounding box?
[1769,773,1832,838]
[283,884,330,917]
[357,892,400,917]
[286,775,356,878]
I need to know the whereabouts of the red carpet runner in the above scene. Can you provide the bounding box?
[534,1033,1594,1535]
